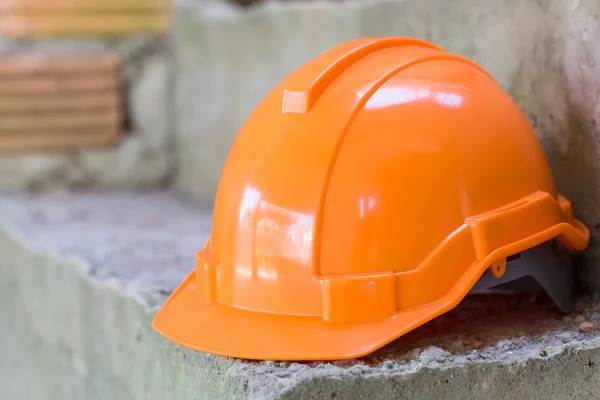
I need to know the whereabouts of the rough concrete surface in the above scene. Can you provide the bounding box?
[4,191,600,399]
[0,35,175,192]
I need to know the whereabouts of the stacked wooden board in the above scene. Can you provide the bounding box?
[0,0,171,37]
[0,54,122,151]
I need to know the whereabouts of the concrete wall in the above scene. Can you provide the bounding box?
[0,36,175,191]
[173,0,600,254]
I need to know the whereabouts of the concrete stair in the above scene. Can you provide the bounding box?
[3,191,600,399]
[2,0,600,398]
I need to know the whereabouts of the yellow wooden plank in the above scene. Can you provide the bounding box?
[0,12,170,38]
[0,54,118,76]
[0,128,121,152]
[0,0,170,12]
[0,109,120,132]
[0,75,118,95]
[0,93,120,114]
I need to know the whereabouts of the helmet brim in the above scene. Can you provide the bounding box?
[152,218,588,361]
[152,269,464,361]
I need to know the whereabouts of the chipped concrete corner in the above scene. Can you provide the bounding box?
[0,35,175,191]
[0,192,231,400]
[3,192,600,400]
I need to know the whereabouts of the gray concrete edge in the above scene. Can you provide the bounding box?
[0,222,245,400]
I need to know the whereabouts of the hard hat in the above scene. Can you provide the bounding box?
[153,37,589,361]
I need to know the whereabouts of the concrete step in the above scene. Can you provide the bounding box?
[3,190,600,399]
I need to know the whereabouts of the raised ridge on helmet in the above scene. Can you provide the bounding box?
[281,37,442,114]
[312,52,497,277]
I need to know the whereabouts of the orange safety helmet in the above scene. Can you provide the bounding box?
[153,37,589,361]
